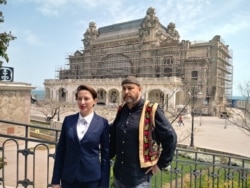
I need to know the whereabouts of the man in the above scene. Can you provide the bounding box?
[110,76,177,187]
[178,115,185,126]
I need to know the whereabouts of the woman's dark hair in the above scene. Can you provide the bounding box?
[75,85,97,100]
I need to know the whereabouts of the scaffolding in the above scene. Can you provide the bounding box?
[56,44,212,79]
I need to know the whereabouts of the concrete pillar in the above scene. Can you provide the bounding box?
[0,82,35,139]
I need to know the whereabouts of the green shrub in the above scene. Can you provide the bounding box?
[0,157,7,169]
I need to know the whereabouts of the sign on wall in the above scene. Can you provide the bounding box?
[0,66,14,82]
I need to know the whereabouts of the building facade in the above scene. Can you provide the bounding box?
[44,7,233,116]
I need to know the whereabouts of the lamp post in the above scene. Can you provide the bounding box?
[190,90,202,147]
[190,95,195,147]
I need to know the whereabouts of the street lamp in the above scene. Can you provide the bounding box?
[190,91,203,147]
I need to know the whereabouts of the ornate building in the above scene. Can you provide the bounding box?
[44,7,233,116]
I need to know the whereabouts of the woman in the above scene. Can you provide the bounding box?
[51,85,110,188]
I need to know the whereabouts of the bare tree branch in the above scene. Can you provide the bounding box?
[227,81,250,136]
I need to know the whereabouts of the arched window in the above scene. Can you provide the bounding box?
[98,54,132,78]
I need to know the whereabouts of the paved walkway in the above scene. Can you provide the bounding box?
[173,115,250,157]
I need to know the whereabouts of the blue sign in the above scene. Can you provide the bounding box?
[0,66,14,82]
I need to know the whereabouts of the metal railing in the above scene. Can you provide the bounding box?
[0,119,60,188]
[152,149,250,188]
[0,119,249,188]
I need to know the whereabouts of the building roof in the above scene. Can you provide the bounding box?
[98,18,144,34]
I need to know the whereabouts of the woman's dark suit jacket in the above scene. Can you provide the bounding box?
[51,112,110,187]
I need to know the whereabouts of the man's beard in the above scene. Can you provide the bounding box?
[123,93,140,104]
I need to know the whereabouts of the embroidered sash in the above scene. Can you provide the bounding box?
[139,100,160,168]
[115,100,160,168]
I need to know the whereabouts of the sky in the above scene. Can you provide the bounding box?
[1,0,250,96]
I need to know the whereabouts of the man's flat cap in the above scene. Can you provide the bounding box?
[121,76,141,86]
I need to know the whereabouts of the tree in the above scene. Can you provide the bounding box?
[0,0,16,65]
[227,81,250,136]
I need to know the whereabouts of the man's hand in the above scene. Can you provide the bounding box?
[145,164,161,175]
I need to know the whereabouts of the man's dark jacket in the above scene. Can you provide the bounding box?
[109,98,177,186]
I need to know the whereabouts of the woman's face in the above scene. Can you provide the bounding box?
[76,90,97,117]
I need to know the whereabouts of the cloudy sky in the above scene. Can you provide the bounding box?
[1,0,250,96]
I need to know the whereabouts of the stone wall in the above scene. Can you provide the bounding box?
[0,82,35,141]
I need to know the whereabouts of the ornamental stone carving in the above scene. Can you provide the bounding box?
[166,22,180,41]
[83,22,99,48]
[139,7,159,39]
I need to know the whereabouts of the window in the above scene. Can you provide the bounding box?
[191,71,198,80]
[164,68,172,77]
[164,58,173,65]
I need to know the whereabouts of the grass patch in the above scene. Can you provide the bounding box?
[0,157,7,169]
[110,156,250,188]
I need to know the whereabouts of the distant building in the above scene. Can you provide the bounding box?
[44,7,233,116]
[231,96,250,111]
